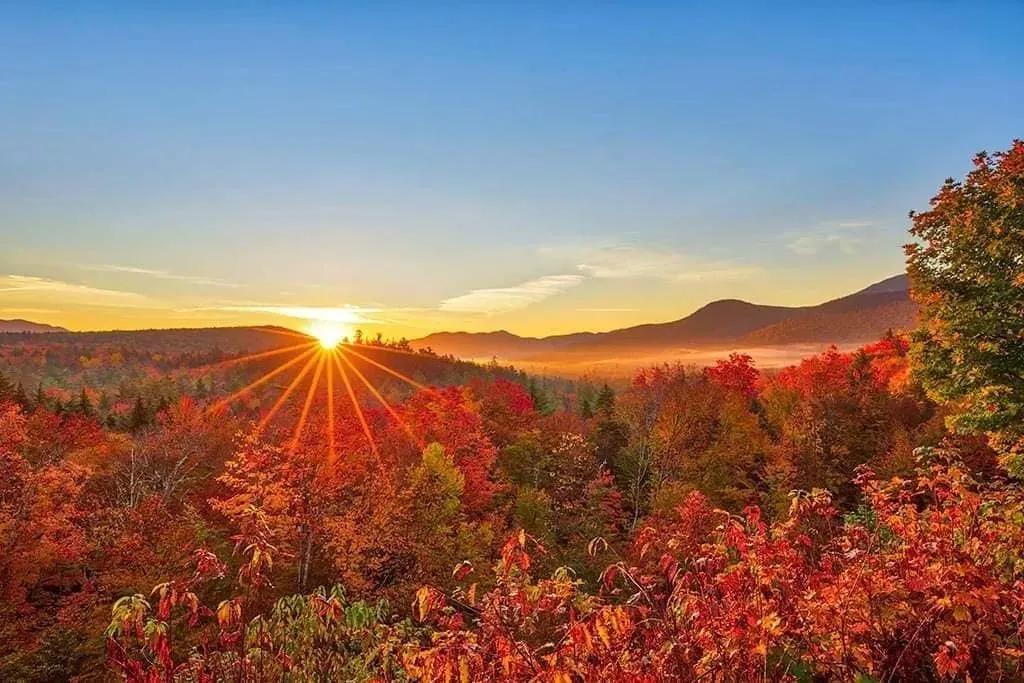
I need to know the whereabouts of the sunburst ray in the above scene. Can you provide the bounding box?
[290,353,326,452]
[208,345,318,414]
[331,352,379,458]
[338,349,423,449]
[257,350,320,433]
[326,351,337,462]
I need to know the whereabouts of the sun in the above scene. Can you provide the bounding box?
[309,320,348,350]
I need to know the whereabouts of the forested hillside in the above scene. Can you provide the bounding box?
[0,327,553,433]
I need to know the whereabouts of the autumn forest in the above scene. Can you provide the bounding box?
[0,141,1021,681]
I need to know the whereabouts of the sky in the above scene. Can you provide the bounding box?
[1,2,1022,339]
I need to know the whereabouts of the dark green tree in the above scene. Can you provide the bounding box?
[77,388,94,417]
[13,382,30,410]
[595,383,616,416]
[527,377,551,414]
[129,396,149,432]
[579,396,594,420]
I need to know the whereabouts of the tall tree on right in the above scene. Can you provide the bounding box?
[906,140,1024,476]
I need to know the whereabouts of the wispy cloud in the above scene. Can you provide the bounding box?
[0,275,148,306]
[439,274,585,314]
[787,233,862,256]
[567,244,759,283]
[84,264,241,288]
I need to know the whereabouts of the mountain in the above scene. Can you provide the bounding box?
[567,299,799,350]
[0,319,68,333]
[412,330,552,359]
[411,274,915,361]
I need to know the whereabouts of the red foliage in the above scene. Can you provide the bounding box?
[0,402,92,641]
[413,457,1024,680]
[23,408,106,464]
[469,378,536,448]
[704,352,760,401]
[772,336,911,399]
[773,345,859,396]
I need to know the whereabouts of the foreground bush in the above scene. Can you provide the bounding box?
[107,452,1024,681]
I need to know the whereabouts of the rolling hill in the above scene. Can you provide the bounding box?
[412,274,916,362]
[0,319,68,333]
[0,323,536,399]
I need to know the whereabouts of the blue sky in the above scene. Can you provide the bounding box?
[1,2,1021,335]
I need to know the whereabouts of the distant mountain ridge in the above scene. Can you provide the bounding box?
[411,274,915,361]
[0,319,67,333]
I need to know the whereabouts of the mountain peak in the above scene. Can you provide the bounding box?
[692,298,769,312]
[854,273,909,296]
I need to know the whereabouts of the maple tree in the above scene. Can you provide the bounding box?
[704,351,760,402]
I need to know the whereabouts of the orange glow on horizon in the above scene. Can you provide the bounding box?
[309,320,350,350]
